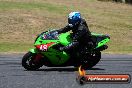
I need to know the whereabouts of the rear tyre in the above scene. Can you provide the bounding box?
[22,52,43,70]
[82,52,101,69]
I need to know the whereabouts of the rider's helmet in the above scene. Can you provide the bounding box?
[68,12,81,26]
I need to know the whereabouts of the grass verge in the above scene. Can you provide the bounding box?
[0,0,132,54]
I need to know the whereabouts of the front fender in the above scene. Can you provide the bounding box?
[29,48,38,54]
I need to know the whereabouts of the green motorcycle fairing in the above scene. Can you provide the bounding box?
[30,30,110,65]
[59,32,72,46]
[30,31,70,65]
[91,33,110,49]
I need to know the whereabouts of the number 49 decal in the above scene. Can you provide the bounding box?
[40,45,48,51]
[35,42,55,51]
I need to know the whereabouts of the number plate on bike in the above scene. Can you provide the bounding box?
[35,42,55,51]
[40,45,48,51]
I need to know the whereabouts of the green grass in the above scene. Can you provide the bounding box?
[0,0,132,54]
[0,42,33,52]
[0,1,67,14]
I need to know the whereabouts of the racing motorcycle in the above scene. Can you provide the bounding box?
[22,29,110,70]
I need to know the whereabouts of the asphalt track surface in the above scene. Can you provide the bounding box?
[0,54,132,88]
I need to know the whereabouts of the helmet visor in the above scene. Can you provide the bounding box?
[68,18,76,25]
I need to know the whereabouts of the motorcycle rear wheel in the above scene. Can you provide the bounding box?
[82,51,101,69]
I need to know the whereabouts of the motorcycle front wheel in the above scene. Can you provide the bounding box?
[22,52,43,70]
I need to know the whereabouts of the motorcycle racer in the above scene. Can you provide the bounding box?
[57,12,93,51]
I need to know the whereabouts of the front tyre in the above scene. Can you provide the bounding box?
[22,52,43,70]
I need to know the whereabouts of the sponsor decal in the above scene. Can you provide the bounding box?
[76,66,131,85]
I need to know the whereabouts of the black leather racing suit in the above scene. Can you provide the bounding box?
[58,18,92,51]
